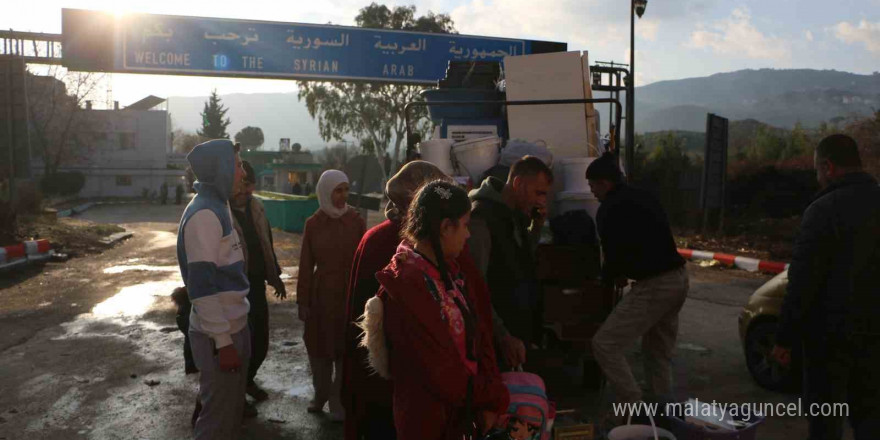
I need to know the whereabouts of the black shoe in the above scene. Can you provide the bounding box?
[246,382,269,402]
[185,365,199,375]
[243,400,258,419]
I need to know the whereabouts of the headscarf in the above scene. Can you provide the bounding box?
[316,169,350,218]
[384,160,451,222]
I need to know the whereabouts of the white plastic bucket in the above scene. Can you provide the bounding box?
[418,139,455,176]
[559,157,595,192]
[555,190,600,220]
[607,413,677,440]
[452,136,501,183]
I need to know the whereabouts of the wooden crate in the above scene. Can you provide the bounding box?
[543,280,612,323]
[536,244,601,281]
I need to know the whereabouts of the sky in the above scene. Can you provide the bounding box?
[3,0,879,107]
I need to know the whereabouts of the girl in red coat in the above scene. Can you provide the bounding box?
[342,161,451,440]
[361,180,509,440]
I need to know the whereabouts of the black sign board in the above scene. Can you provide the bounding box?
[701,113,728,210]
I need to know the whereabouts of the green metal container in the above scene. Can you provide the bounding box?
[255,191,319,233]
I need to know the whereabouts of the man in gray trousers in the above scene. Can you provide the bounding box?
[177,140,252,439]
[585,152,689,428]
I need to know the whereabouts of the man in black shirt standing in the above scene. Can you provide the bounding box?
[231,161,287,410]
[773,135,880,440]
[586,153,688,412]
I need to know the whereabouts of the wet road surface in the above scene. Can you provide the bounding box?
[0,203,341,439]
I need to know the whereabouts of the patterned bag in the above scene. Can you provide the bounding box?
[489,371,555,440]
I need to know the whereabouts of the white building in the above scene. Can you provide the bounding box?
[34,96,185,198]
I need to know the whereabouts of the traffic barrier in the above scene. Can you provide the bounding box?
[678,248,789,274]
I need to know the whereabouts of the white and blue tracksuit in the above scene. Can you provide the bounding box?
[177,139,250,348]
[177,139,252,440]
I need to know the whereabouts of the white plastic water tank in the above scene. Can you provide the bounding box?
[452,136,501,183]
[559,157,595,192]
[418,139,455,176]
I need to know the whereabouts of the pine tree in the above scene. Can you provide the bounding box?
[197,89,231,139]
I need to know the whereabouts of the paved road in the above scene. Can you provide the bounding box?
[0,203,852,439]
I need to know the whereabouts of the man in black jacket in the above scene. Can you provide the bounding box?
[231,161,287,406]
[773,134,880,440]
[468,156,553,370]
[586,152,688,408]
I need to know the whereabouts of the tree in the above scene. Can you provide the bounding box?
[234,126,265,150]
[172,129,205,154]
[297,3,455,174]
[318,142,361,170]
[198,89,231,139]
[783,122,810,160]
[27,67,105,176]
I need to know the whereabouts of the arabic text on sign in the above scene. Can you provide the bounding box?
[287,33,350,50]
[142,24,174,42]
[373,37,427,55]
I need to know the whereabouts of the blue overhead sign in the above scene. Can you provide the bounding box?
[62,10,566,84]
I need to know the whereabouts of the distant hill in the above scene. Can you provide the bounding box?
[635,69,880,132]
[166,69,880,148]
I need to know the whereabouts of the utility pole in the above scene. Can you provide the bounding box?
[626,0,635,182]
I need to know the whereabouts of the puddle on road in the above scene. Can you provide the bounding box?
[261,374,313,399]
[92,280,179,318]
[103,265,178,275]
[287,384,313,398]
[56,273,182,341]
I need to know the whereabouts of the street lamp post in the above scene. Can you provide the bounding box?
[627,0,647,182]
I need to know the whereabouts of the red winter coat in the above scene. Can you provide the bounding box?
[377,243,509,440]
[342,219,400,440]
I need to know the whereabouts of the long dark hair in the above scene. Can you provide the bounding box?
[404,180,479,432]
[402,180,470,292]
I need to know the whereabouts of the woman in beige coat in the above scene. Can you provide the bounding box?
[297,169,366,421]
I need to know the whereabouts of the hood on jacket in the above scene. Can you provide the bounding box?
[187,139,237,201]
[469,176,506,205]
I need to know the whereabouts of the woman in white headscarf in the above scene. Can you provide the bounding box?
[297,170,366,421]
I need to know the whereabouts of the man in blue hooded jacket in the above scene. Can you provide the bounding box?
[177,139,251,440]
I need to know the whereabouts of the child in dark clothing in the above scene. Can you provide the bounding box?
[171,286,198,374]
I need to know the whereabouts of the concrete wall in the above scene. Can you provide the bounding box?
[75,109,171,169]
[78,169,185,198]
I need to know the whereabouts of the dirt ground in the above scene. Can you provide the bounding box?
[6,214,125,256]
[0,203,851,439]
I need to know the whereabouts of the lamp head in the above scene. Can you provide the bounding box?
[634,0,648,18]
